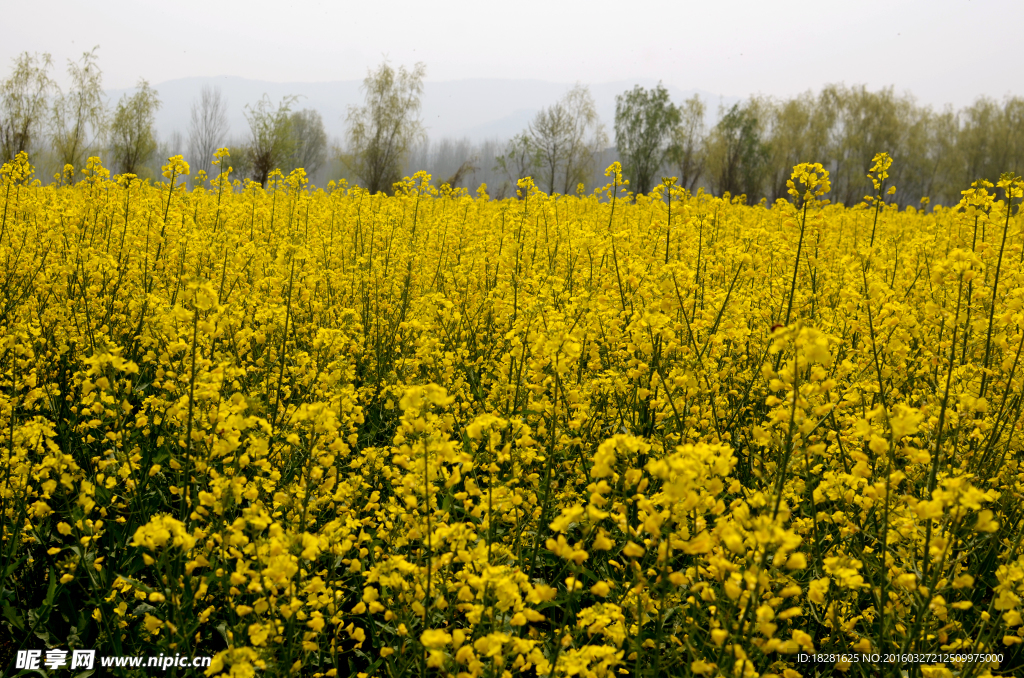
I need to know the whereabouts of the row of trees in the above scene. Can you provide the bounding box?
[3,48,1021,203]
[494,81,1022,206]
[0,48,332,184]
[0,49,422,190]
[1,49,108,173]
[610,83,1023,207]
[0,48,173,177]
[220,61,428,192]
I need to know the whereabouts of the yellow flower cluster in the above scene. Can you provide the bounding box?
[132,513,196,552]
[1,149,1023,678]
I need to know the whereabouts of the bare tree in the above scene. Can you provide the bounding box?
[110,79,160,175]
[51,47,107,172]
[187,85,229,171]
[561,85,607,194]
[530,103,571,195]
[528,84,606,195]
[343,60,426,195]
[0,52,53,163]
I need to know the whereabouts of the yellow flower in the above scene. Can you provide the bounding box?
[9,127,1024,676]
[131,514,195,552]
[622,541,645,558]
[593,530,614,551]
[162,155,190,180]
[691,660,716,675]
[249,623,270,646]
[144,613,163,635]
[787,162,831,204]
[975,510,999,532]
[808,578,829,605]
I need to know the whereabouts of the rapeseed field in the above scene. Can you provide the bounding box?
[1,150,1023,678]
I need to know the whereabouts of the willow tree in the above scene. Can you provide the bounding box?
[343,61,426,195]
[243,94,297,187]
[285,108,328,178]
[110,79,160,175]
[667,94,707,192]
[0,51,53,163]
[705,100,769,201]
[51,47,107,172]
[614,83,680,196]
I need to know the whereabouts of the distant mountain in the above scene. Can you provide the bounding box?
[105,76,740,148]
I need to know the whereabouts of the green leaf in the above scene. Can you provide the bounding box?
[66,622,83,647]
[115,573,154,594]
[11,669,49,678]
[215,621,231,647]
[2,601,25,630]
[94,485,112,504]
[131,602,156,617]
[28,607,53,644]
[459,431,474,456]
[45,566,57,607]
[352,649,383,675]
[2,554,27,580]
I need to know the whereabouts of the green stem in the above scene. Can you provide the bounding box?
[181,305,199,521]
[979,191,1014,398]
[783,201,808,327]
[923,272,964,580]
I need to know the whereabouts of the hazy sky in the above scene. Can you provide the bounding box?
[2,0,1021,109]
